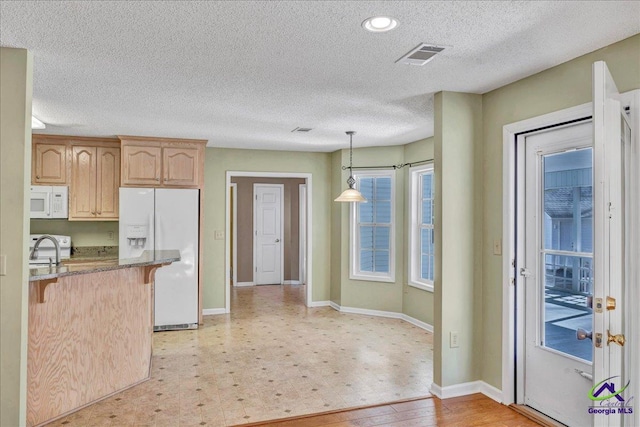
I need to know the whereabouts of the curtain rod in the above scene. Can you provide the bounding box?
[342,159,432,171]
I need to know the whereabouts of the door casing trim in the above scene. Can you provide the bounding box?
[502,91,640,415]
[502,102,593,405]
[225,171,313,312]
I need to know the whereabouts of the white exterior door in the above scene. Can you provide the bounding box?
[591,61,633,427]
[523,121,594,426]
[254,184,283,285]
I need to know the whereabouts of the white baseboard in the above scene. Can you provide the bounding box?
[401,314,434,333]
[235,282,254,287]
[328,303,434,332]
[308,300,330,307]
[332,303,402,319]
[202,308,227,316]
[479,382,503,403]
[283,280,302,285]
[430,380,502,403]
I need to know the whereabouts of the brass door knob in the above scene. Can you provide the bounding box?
[607,330,625,346]
[577,329,592,340]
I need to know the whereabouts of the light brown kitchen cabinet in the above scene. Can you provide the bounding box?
[69,144,120,221]
[119,136,205,188]
[162,144,201,187]
[32,141,68,184]
[121,143,162,185]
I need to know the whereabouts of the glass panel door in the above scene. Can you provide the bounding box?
[541,148,593,362]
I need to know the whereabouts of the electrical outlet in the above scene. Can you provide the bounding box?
[493,238,502,255]
[107,231,114,241]
[214,230,224,240]
[450,331,459,348]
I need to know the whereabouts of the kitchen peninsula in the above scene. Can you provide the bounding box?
[27,250,180,427]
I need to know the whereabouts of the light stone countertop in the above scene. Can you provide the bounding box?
[29,250,180,281]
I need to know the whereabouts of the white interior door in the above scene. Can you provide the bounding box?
[523,121,594,426]
[254,184,283,285]
[592,61,632,426]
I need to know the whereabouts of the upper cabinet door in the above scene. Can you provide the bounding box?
[33,143,67,184]
[70,146,97,219]
[121,144,162,186]
[162,145,200,187]
[96,147,120,219]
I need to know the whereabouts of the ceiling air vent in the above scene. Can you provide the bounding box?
[291,127,313,133]
[396,43,445,66]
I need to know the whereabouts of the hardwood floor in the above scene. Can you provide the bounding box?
[239,394,542,427]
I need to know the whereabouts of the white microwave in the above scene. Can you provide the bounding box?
[30,186,68,219]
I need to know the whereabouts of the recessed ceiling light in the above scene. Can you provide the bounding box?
[32,116,46,129]
[362,16,398,33]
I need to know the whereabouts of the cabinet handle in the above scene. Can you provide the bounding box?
[97,211,102,215]
[91,211,96,215]
[36,175,40,179]
[155,177,160,181]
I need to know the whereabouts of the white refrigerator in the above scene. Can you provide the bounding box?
[119,188,199,330]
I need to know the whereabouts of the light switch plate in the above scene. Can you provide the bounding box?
[493,239,502,255]
[214,230,224,240]
[450,331,459,348]
[0,254,6,276]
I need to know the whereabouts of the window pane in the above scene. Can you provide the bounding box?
[421,254,428,280]
[360,202,374,223]
[374,226,389,249]
[422,199,432,225]
[422,173,432,199]
[374,251,389,273]
[360,226,374,249]
[375,201,391,223]
[421,228,434,281]
[543,148,593,253]
[360,178,374,200]
[376,177,392,200]
[361,250,374,272]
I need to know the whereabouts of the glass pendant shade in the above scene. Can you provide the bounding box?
[335,131,367,203]
[334,187,366,202]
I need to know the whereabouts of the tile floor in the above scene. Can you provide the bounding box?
[48,285,433,426]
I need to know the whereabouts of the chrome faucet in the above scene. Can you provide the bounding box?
[29,235,61,266]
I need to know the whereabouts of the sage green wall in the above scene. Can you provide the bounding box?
[335,145,405,312]
[401,137,435,325]
[0,47,32,427]
[30,220,119,247]
[481,34,640,389]
[203,148,332,309]
[434,92,483,387]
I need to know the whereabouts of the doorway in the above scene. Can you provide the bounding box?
[225,171,313,312]
[502,62,639,426]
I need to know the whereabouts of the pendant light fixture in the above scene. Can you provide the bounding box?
[334,131,367,203]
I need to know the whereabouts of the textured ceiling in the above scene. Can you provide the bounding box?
[1,1,639,152]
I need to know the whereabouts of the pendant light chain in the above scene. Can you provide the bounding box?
[347,131,356,188]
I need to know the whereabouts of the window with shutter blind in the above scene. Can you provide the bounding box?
[409,164,435,291]
[350,170,395,282]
